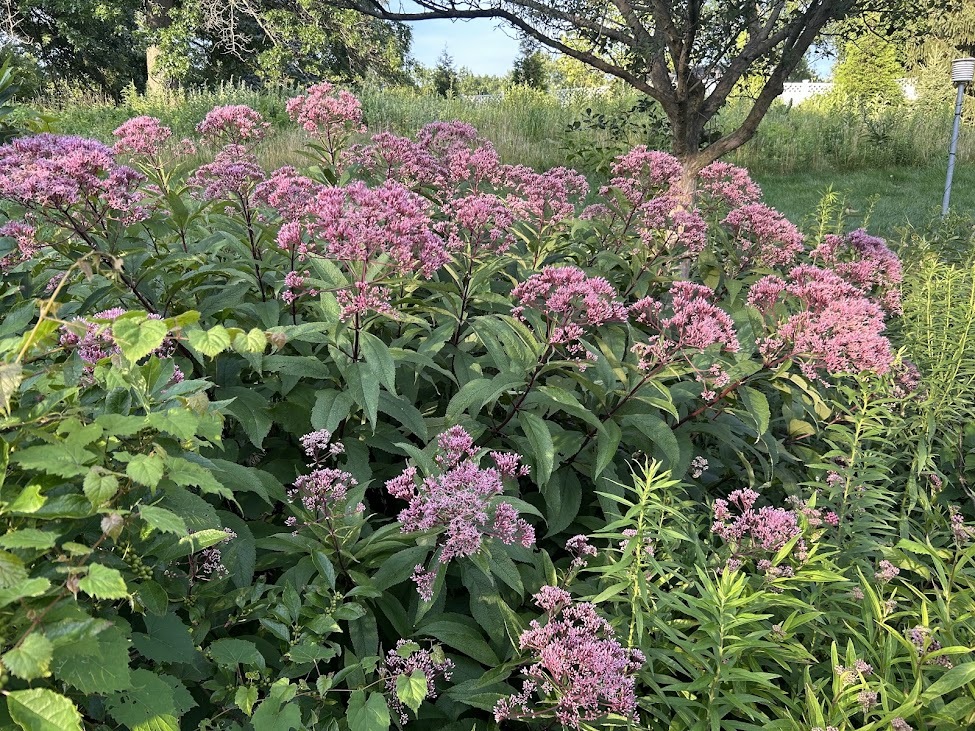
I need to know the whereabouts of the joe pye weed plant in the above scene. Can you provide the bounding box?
[0,82,974,731]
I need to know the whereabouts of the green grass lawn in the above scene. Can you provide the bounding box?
[755,164,975,241]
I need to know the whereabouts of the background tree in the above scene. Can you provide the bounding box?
[511,38,548,89]
[830,38,904,110]
[432,47,458,97]
[340,0,951,190]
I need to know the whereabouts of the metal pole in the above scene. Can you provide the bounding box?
[943,81,967,217]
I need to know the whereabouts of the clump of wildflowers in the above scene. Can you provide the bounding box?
[287,430,362,532]
[950,506,975,544]
[494,586,645,728]
[748,264,894,378]
[711,488,804,569]
[254,166,322,222]
[504,165,588,234]
[195,528,238,581]
[697,161,763,211]
[188,145,266,205]
[565,535,597,570]
[113,116,173,159]
[874,559,900,583]
[381,640,454,724]
[512,266,628,363]
[604,146,682,206]
[0,134,148,231]
[722,203,805,270]
[0,221,39,272]
[196,105,270,146]
[908,626,954,668]
[630,281,739,372]
[385,426,533,598]
[286,83,365,167]
[812,228,903,313]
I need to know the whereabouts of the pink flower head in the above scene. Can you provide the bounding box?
[495,586,645,728]
[188,144,266,202]
[711,488,803,563]
[347,132,444,190]
[608,146,682,206]
[254,166,322,221]
[722,203,805,269]
[196,105,270,145]
[505,165,588,233]
[811,229,903,313]
[697,161,762,210]
[385,427,534,593]
[417,121,481,157]
[112,116,173,158]
[305,180,447,319]
[0,221,39,271]
[637,195,709,257]
[512,266,628,360]
[630,281,739,370]
[286,83,365,166]
[287,466,361,530]
[440,193,514,255]
[0,134,147,227]
[566,535,598,569]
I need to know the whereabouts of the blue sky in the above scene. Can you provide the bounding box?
[405,18,522,75]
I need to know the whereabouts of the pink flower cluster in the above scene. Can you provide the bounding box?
[440,193,514,257]
[381,641,454,724]
[636,195,709,258]
[512,266,628,361]
[0,221,39,272]
[630,281,740,371]
[0,134,147,228]
[196,105,270,146]
[302,180,447,319]
[113,116,173,158]
[494,586,645,728]
[711,489,804,567]
[196,528,237,581]
[504,166,589,233]
[385,426,534,599]
[188,144,266,204]
[696,161,763,210]
[286,83,365,166]
[566,535,598,570]
[254,166,322,222]
[747,265,894,378]
[722,203,805,269]
[605,146,682,206]
[812,229,903,313]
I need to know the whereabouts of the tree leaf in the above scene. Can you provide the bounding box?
[83,467,119,507]
[112,316,168,363]
[348,690,391,731]
[208,638,265,668]
[51,626,132,694]
[105,668,177,730]
[140,505,188,537]
[126,454,165,488]
[396,669,428,715]
[6,688,83,731]
[0,550,29,589]
[78,563,128,599]
[187,325,232,357]
[132,613,196,664]
[0,529,57,550]
[2,633,53,680]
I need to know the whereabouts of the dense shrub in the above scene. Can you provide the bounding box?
[1,82,974,731]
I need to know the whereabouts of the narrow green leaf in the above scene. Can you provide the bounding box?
[519,412,555,486]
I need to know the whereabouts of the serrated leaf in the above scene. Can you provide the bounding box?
[0,361,23,413]
[233,328,267,354]
[105,669,177,730]
[359,331,397,394]
[738,385,771,436]
[0,529,57,550]
[0,549,28,588]
[12,443,95,478]
[147,409,200,440]
[132,614,196,664]
[395,669,428,715]
[164,457,230,499]
[348,690,391,731]
[223,387,272,447]
[187,325,231,357]
[0,577,50,610]
[140,505,188,537]
[83,467,119,506]
[126,454,164,488]
[7,484,46,514]
[235,685,258,716]
[51,626,132,694]
[2,633,53,680]
[208,638,265,668]
[112,317,169,363]
[6,688,83,731]
[78,563,128,599]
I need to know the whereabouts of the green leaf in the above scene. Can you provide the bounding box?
[250,679,301,731]
[140,505,188,537]
[6,688,83,731]
[83,467,119,507]
[235,686,258,716]
[0,529,57,550]
[126,454,165,488]
[223,387,272,447]
[233,328,268,354]
[420,619,498,665]
[924,661,975,700]
[359,331,397,394]
[78,563,128,600]
[164,457,231,499]
[0,577,50,610]
[112,316,169,363]
[446,372,525,423]
[0,361,23,413]
[0,550,28,588]
[348,691,391,731]
[594,419,621,478]
[51,625,132,694]
[187,325,232,357]
[311,389,355,433]
[12,443,95,478]
[738,386,771,436]
[287,643,337,664]
[628,414,681,469]
[105,669,177,730]
[132,614,196,664]
[147,409,200,440]
[6,484,46,514]
[396,669,428,715]
[519,412,555,486]
[2,633,53,680]
[208,638,265,668]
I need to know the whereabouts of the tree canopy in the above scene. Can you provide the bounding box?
[341,0,952,184]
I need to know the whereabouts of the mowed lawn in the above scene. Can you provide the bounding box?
[755,164,975,241]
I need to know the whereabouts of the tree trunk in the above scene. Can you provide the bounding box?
[145,0,176,94]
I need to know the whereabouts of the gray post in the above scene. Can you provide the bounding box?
[943,81,967,217]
